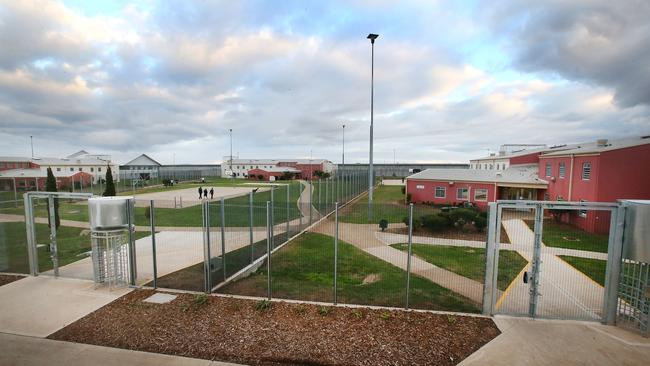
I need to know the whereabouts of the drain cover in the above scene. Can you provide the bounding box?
[143,293,177,304]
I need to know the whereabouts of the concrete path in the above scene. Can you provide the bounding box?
[0,276,131,337]
[460,315,650,366]
[133,186,268,208]
[377,231,607,260]
[498,219,605,320]
[0,332,242,366]
[311,220,484,303]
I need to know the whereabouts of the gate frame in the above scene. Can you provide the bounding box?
[23,191,94,277]
[483,200,624,325]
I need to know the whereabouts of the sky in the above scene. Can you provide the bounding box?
[0,0,649,165]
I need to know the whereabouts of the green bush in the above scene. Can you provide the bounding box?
[421,214,449,232]
[448,208,479,223]
[401,186,406,194]
[406,193,412,203]
[474,215,487,231]
[402,216,421,229]
[379,219,388,232]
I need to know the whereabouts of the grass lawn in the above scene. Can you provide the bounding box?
[338,185,409,224]
[221,232,480,313]
[1,181,304,228]
[391,244,528,291]
[1,221,148,274]
[149,234,284,292]
[558,255,606,286]
[525,220,609,253]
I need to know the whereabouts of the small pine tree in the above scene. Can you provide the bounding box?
[45,167,60,229]
[103,166,116,196]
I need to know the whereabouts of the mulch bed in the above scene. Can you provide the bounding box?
[0,274,25,286]
[49,290,500,366]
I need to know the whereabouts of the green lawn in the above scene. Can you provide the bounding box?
[391,244,528,291]
[337,185,408,224]
[526,220,609,253]
[0,221,148,274]
[221,232,480,313]
[1,181,304,228]
[311,177,365,215]
[558,255,606,286]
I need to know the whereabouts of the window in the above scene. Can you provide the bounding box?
[70,167,74,172]
[579,200,587,217]
[484,164,487,169]
[544,193,550,201]
[434,186,446,198]
[582,162,591,180]
[457,188,469,200]
[496,164,500,170]
[98,167,102,172]
[474,189,488,201]
[90,167,94,172]
[556,195,564,201]
[559,163,565,178]
[56,167,61,172]
[502,163,506,170]
[545,162,551,177]
[416,185,424,190]
[78,167,82,171]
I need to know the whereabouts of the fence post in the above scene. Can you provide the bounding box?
[47,196,59,277]
[406,203,413,309]
[180,196,183,208]
[270,187,275,248]
[249,191,254,264]
[220,197,227,283]
[126,198,137,286]
[318,179,321,215]
[334,202,339,305]
[482,202,498,315]
[309,180,312,225]
[603,204,625,325]
[529,204,544,317]
[324,178,329,214]
[286,184,290,241]
[202,200,212,293]
[150,200,158,289]
[266,201,272,300]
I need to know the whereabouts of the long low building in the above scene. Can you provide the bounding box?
[0,168,93,192]
[222,158,335,180]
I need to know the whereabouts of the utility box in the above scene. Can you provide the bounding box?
[88,197,133,230]
[623,200,650,263]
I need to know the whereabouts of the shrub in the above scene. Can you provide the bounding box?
[255,299,272,311]
[193,294,209,306]
[379,219,388,232]
[406,193,412,203]
[421,214,449,232]
[318,306,331,316]
[257,174,264,180]
[144,207,151,221]
[402,216,421,229]
[448,208,479,224]
[401,186,406,194]
[474,215,487,231]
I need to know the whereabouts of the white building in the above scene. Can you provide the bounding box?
[27,150,119,183]
[120,154,162,180]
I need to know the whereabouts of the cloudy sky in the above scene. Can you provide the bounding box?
[1,0,649,165]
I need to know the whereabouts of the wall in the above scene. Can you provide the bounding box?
[509,152,541,165]
[406,179,495,209]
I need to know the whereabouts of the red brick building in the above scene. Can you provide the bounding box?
[407,136,650,233]
[0,169,93,191]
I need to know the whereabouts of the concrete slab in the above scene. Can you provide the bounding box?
[459,316,650,366]
[133,187,268,208]
[0,333,242,366]
[0,276,131,337]
[143,293,177,304]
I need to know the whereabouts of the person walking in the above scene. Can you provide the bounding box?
[198,187,203,199]
[209,188,214,199]
[204,189,208,199]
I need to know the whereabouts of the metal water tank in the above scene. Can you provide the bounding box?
[88,196,133,230]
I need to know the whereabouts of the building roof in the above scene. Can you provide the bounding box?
[66,150,90,158]
[122,154,161,166]
[32,156,113,166]
[229,158,331,165]
[407,164,547,186]
[251,167,301,173]
[0,168,87,178]
[539,136,650,157]
[0,156,32,162]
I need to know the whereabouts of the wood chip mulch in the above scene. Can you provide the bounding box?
[0,274,25,287]
[48,290,500,366]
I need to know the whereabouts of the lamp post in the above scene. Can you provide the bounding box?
[30,135,34,158]
[342,124,345,200]
[367,33,378,213]
[229,128,233,179]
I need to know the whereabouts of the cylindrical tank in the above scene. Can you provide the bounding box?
[88,196,134,230]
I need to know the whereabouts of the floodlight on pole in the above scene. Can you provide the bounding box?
[229,128,233,179]
[367,33,378,213]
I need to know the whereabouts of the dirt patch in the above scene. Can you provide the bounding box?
[0,274,25,286]
[362,273,381,285]
[49,289,500,366]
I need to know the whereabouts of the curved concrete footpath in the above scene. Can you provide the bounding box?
[460,315,650,366]
[0,332,242,366]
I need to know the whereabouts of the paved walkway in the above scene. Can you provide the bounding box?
[460,315,650,365]
[0,330,241,366]
[311,220,484,303]
[498,219,605,320]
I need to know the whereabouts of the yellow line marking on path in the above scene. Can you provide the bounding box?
[495,262,530,310]
[555,254,604,289]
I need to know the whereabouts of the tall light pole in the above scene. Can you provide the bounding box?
[342,124,346,201]
[30,136,34,158]
[229,128,233,179]
[367,33,378,211]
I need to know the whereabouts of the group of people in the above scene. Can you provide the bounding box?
[198,187,215,199]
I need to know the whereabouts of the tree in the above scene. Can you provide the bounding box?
[103,166,116,196]
[45,167,60,230]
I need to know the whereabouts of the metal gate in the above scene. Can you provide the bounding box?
[24,191,94,280]
[483,200,624,323]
